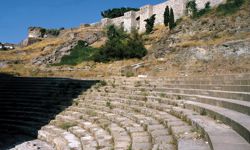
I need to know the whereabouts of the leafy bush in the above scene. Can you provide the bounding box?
[46,29,61,36]
[186,0,198,17]
[56,41,99,65]
[77,40,89,47]
[217,0,245,15]
[145,14,156,34]
[101,7,139,19]
[196,2,211,17]
[94,25,147,62]
[56,25,147,65]
[186,0,211,18]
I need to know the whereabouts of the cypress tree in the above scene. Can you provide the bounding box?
[164,6,170,26]
[144,14,156,34]
[169,8,175,30]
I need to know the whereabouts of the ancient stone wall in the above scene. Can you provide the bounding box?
[101,0,225,32]
[28,27,43,38]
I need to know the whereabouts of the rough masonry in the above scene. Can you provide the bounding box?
[101,0,225,32]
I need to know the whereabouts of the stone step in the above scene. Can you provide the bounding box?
[184,101,250,143]
[96,89,250,116]
[68,126,98,150]
[186,95,250,115]
[109,83,250,92]
[80,98,207,149]
[0,123,38,136]
[75,104,153,150]
[67,109,132,150]
[9,139,55,150]
[38,125,82,150]
[110,73,250,82]
[0,115,49,126]
[170,107,250,150]
[102,86,250,102]
[109,123,131,150]
[53,112,113,150]
[95,86,250,115]
[0,105,61,113]
[0,110,54,120]
[109,78,250,86]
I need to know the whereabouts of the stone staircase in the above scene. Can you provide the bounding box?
[0,76,97,149]
[2,74,250,150]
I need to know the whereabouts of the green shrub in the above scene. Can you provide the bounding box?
[40,28,46,37]
[55,41,99,65]
[101,7,139,19]
[195,2,211,17]
[46,29,61,36]
[106,101,112,109]
[56,25,147,65]
[94,25,147,62]
[100,80,107,86]
[145,14,156,34]
[217,0,245,15]
[125,71,135,77]
[186,0,198,17]
[186,0,211,18]
[39,28,63,37]
[77,40,89,47]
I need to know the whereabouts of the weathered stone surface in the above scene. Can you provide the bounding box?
[10,140,55,150]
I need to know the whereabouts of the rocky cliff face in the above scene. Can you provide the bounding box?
[21,27,64,46]
[31,26,104,66]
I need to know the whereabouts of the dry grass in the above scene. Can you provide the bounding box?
[176,32,250,48]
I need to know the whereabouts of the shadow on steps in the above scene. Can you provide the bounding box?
[0,73,98,149]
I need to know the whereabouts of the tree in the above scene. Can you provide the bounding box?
[169,8,175,30]
[144,14,156,34]
[164,6,170,26]
[101,7,139,19]
[186,0,198,17]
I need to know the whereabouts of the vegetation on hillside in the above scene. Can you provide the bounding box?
[101,7,139,19]
[57,25,147,65]
[41,28,64,37]
[94,25,147,62]
[164,6,170,26]
[163,6,176,30]
[217,0,245,15]
[55,41,99,66]
[169,8,176,30]
[145,14,156,34]
[186,0,211,18]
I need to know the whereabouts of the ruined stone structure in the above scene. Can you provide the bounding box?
[101,0,224,32]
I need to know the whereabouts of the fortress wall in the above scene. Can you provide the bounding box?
[111,16,125,27]
[152,0,186,26]
[196,0,225,9]
[124,11,137,32]
[139,5,153,32]
[153,1,168,25]
[100,0,225,33]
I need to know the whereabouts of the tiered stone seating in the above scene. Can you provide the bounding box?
[0,76,97,149]
[95,74,249,150]
[2,74,250,150]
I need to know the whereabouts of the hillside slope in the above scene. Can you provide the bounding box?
[136,1,250,76]
[0,1,249,77]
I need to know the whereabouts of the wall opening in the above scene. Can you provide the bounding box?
[136,17,140,30]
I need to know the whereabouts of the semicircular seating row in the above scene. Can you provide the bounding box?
[2,74,250,150]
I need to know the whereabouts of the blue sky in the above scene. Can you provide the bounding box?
[0,0,165,43]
